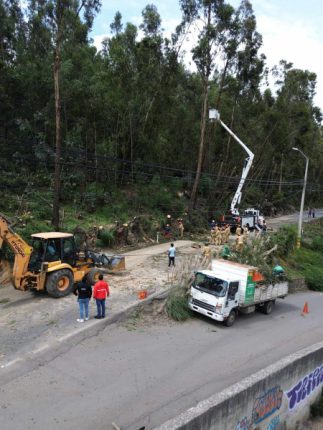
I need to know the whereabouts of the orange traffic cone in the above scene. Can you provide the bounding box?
[301,302,309,316]
[138,290,148,300]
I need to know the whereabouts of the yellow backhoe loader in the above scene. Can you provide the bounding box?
[0,213,125,298]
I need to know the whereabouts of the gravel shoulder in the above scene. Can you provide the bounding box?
[0,240,199,366]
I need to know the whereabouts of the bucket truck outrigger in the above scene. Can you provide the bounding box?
[209,109,263,231]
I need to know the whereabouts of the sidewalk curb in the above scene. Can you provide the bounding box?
[0,287,172,385]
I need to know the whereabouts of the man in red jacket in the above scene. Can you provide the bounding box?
[93,274,110,319]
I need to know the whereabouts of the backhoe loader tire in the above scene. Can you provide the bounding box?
[86,268,104,286]
[46,269,74,298]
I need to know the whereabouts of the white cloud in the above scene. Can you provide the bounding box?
[257,14,323,109]
[92,34,109,52]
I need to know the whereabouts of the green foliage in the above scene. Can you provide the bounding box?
[98,229,116,247]
[166,287,192,321]
[311,236,323,253]
[135,176,187,217]
[230,237,278,285]
[229,225,299,285]
[269,226,297,258]
[292,247,323,267]
[287,223,323,291]
[0,0,322,228]
[301,265,323,291]
[0,243,14,262]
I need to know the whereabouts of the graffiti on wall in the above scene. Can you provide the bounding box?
[235,415,252,430]
[267,415,280,430]
[252,386,283,424]
[236,364,323,430]
[236,386,283,429]
[286,365,323,411]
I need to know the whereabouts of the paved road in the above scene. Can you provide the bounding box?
[0,212,323,430]
[1,291,323,430]
[266,209,323,230]
[0,241,196,368]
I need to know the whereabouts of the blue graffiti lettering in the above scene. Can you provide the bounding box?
[267,416,280,430]
[286,365,323,410]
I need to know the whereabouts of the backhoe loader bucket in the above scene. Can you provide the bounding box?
[86,250,126,273]
[104,255,126,272]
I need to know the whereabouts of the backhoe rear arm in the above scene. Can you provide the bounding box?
[0,216,33,289]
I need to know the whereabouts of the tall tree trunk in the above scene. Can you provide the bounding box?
[279,154,284,193]
[130,116,134,184]
[215,58,230,109]
[189,79,209,210]
[52,39,61,230]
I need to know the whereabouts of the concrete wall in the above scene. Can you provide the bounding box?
[155,341,323,430]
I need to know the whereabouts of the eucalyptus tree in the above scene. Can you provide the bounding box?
[205,0,265,203]
[26,0,101,229]
[178,0,246,209]
[102,5,182,172]
[273,62,322,190]
[0,0,27,150]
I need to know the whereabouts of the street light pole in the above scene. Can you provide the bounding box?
[292,147,309,249]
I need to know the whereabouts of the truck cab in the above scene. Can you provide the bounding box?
[189,270,240,326]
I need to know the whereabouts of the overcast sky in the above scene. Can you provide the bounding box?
[91,0,323,110]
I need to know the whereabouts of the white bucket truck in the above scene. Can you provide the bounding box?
[188,259,288,327]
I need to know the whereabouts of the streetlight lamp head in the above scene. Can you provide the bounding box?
[292,147,299,151]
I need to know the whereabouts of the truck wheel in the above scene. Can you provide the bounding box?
[46,269,74,298]
[86,268,104,286]
[263,300,274,315]
[224,311,236,327]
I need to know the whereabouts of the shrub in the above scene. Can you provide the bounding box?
[166,287,192,321]
[269,225,297,257]
[98,229,116,247]
[302,264,323,291]
[292,248,323,269]
[311,236,323,253]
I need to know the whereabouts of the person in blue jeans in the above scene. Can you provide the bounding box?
[73,278,92,322]
[93,274,110,319]
[168,243,176,267]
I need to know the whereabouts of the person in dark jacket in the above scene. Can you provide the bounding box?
[74,277,92,322]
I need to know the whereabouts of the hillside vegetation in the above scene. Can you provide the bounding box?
[1,0,322,232]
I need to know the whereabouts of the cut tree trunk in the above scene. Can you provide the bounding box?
[189,79,209,210]
[52,38,62,231]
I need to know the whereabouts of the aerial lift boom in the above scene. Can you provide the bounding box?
[209,109,254,215]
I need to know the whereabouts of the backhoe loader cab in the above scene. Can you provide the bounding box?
[29,233,77,270]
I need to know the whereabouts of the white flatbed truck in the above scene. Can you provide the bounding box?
[188,259,288,327]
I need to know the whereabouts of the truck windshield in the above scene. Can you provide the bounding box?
[193,273,228,297]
